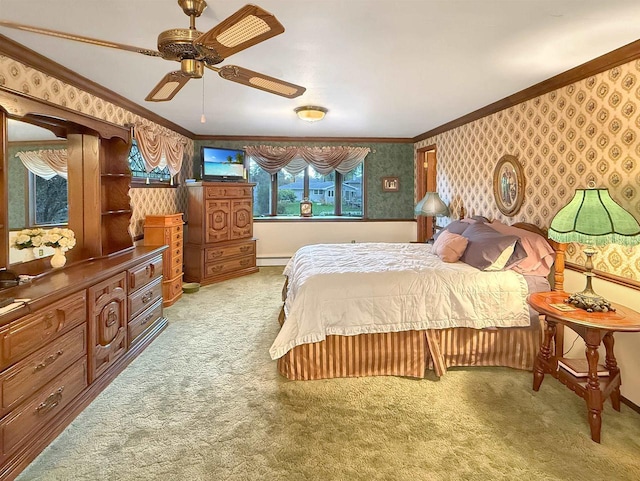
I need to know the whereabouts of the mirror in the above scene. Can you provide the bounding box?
[7,118,68,265]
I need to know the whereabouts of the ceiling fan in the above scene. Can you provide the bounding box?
[0,0,306,102]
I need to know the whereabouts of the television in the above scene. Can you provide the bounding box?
[200,146,246,181]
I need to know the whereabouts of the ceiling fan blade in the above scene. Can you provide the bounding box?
[194,4,285,61]
[215,65,306,99]
[145,71,191,102]
[0,20,162,57]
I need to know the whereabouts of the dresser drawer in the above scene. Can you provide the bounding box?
[205,241,255,263]
[128,255,163,294]
[167,260,182,279]
[0,323,87,416]
[170,238,183,253]
[128,299,163,348]
[0,358,88,457]
[128,277,162,320]
[205,185,252,199]
[166,245,183,266]
[171,227,183,244]
[205,256,256,278]
[163,227,183,245]
[0,292,86,370]
[165,276,184,302]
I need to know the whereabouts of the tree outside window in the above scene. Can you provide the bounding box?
[31,173,68,225]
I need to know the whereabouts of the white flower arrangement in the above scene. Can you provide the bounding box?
[11,228,46,250]
[12,227,76,252]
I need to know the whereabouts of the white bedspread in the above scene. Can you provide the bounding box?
[269,243,530,360]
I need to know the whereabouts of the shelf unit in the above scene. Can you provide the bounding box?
[99,135,133,256]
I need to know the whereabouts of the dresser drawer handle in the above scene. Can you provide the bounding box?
[211,265,223,273]
[240,259,251,267]
[44,312,55,329]
[106,308,118,327]
[210,251,223,258]
[35,387,64,415]
[141,313,154,326]
[34,350,64,372]
[142,291,154,304]
[145,264,156,277]
[240,246,250,253]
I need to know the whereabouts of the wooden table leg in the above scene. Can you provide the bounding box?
[603,332,621,412]
[534,318,556,391]
[585,329,604,443]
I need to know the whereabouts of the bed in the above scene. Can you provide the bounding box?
[271,220,565,381]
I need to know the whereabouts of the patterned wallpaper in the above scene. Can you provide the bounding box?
[415,59,640,281]
[0,54,194,238]
[195,140,415,220]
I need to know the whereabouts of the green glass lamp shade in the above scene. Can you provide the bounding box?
[415,192,450,217]
[548,188,640,246]
[548,187,640,312]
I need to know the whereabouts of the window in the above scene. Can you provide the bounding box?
[341,163,363,217]
[30,173,68,225]
[128,139,171,182]
[248,158,364,218]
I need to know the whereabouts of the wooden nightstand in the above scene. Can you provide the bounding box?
[527,291,640,443]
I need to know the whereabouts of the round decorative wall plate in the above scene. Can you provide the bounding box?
[493,154,525,216]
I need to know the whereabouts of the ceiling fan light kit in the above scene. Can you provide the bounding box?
[295,106,328,122]
[0,0,306,102]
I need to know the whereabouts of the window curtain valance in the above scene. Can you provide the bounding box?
[15,149,68,180]
[133,122,187,176]
[243,145,371,175]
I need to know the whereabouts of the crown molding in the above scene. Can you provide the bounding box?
[413,38,640,143]
[193,135,412,143]
[0,33,194,139]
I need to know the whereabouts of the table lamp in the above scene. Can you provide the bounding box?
[415,192,450,238]
[548,186,640,312]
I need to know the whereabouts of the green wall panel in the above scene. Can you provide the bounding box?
[193,140,414,220]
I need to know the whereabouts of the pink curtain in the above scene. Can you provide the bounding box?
[15,149,68,179]
[244,145,370,175]
[134,122,186,176]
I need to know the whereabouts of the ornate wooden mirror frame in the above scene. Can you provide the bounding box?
[492,154,524,217]
[0,88,132,275]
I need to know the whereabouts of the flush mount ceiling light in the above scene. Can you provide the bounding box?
[295,106,328,122]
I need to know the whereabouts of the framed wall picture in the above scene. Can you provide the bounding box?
[493,154,524,216]
[382,177,399,192]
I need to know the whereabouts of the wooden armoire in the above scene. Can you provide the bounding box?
[184,182,258,285]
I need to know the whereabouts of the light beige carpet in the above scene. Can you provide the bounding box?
[17,267,640,481]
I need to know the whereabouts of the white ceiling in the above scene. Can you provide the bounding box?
[1,0,640,139]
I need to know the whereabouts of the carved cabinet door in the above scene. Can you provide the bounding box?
[204,200,230,243]
[87,272,127,382]
[230,199,253,240]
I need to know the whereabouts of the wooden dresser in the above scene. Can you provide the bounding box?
[184,182,258,286]
[0,246,166,481]
[144,213,184,307]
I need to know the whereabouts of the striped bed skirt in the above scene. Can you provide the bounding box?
[277,324,542,381]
